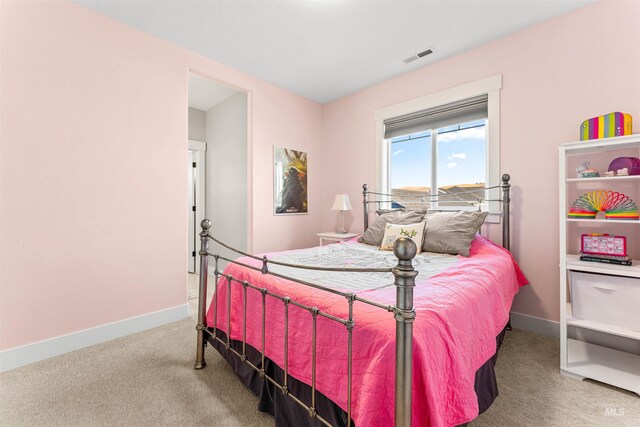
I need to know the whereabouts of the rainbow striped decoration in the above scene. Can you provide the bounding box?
[568,190,639,220]
[580,112,632,141]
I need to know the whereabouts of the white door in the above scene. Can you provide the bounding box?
[188,150,196,273]
[188,140,207,274]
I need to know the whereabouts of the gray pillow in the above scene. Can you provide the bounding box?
[421,211,489,256]
[359,210,425,246]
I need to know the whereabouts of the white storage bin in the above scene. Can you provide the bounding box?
[570,271,640,331]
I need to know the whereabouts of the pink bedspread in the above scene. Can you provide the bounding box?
[206,235,527,426]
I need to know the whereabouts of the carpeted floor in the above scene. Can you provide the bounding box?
[1,319,638,426]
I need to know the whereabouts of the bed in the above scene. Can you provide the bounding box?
[194,174,528,427]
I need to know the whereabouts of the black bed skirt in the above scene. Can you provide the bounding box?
[207,327,507,427]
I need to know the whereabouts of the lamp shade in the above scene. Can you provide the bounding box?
[331,194,352,211]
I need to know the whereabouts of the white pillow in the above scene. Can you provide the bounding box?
[379,222,426,254]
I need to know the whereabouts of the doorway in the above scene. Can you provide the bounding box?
[187,72,249,312]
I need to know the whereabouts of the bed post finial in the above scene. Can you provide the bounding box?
[362,184,369,232]
[392,237,417,427]
[393,237,416,261]
[194,219,211,370]
[501,174,511,251]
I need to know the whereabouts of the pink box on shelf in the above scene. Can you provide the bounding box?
[580,234,627,257]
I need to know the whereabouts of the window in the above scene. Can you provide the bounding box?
[388,118,487,210]
[375,75,501,216]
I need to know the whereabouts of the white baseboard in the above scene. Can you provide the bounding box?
[0,304,189,373]
[510,311,560,339]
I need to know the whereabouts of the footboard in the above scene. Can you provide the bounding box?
[194,222,418,427]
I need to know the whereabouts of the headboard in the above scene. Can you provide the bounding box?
[362,174,511,250]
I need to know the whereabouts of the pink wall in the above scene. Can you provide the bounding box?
[2,1,638,353]
[321,1,640,322]
[0,1,322,350]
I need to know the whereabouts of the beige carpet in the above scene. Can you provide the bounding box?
[1,319,638,426]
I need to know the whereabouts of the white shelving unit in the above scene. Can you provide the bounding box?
[559,134,640,396]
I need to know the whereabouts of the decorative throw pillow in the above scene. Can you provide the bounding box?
[379,222,426,254]
[421,211,489,256]
[359,210,425,246]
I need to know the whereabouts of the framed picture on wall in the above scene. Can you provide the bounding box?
[274,146,308,215]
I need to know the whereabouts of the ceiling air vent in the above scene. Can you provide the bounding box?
[403,47,434,64]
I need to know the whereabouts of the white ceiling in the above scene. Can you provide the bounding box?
[76,0,595,104]
[188,73,238,111]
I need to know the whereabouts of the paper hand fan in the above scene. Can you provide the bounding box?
[568,190,639,220]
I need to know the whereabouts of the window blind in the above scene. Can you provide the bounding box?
[384,94,488,139]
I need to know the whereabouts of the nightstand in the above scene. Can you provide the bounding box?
[317,232,359,246]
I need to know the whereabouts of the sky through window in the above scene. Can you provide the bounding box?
[390,120,486,190]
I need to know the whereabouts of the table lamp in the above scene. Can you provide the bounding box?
[331,194,352,233]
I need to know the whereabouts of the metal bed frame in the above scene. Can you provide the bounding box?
[194,174,512,427]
